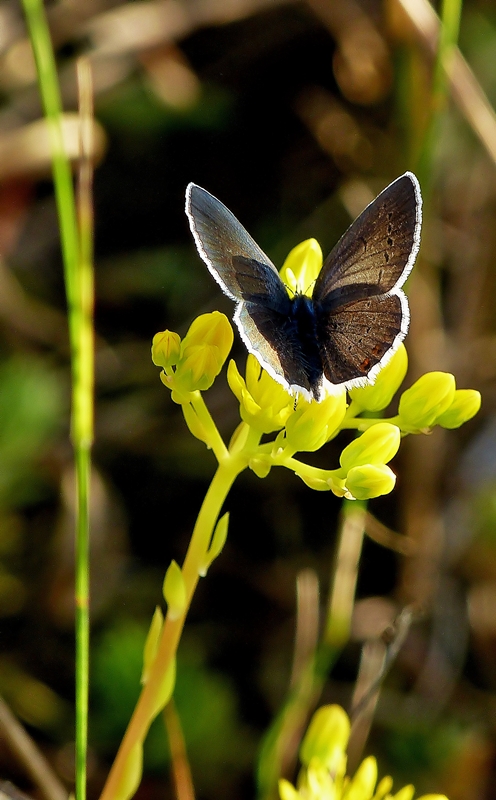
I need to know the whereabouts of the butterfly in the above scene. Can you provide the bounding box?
[185,173,422,402]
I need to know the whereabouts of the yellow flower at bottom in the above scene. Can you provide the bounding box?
[279,705,449,800]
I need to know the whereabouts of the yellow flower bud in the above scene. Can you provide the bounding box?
[398,372,455,431]
[392,787,415,800]
[227,358,246,401]
[305,762,334,799]
[349,344,408,412]
[179,344,222,392]
[284,391,347,453]
[154,313,233,399]
[228,356,294,434]
[300,704,350,770]
[340,423,400,473]
[279,779,300,800]
[346,756,378,800]
[182,311,234,359]
[345,463,396,500]
[173,312,234,393]
[415,796,449,800]
[435,389,481,429]
[279,239,323,297]
[375,776,394,800]
[151,330,181,368]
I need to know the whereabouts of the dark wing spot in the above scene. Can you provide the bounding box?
[387,236,393,246]
[384,252,390,263]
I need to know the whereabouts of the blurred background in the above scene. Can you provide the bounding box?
[0,0,494,798]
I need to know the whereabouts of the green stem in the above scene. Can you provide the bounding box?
[22,8,93,800]
[75,445,90,800]
[73,58,95,800]
[416,0,464,188]
[99,457,245,800]
[280,455,341,485]
[339,417,392,431]
[324,500,367,647]
[21,0,79,315]
[190,393,228,462]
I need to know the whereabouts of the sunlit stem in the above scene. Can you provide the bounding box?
[324,500,367,647]
[99,456,246,800]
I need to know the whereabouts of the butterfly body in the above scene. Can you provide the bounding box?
[186,174,422,401]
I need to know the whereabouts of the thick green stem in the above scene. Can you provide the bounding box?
[99,458,244,800]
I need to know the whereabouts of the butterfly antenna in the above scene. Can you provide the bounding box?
[304,279,317,297]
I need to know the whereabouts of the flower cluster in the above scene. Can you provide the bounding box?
[152,239,481,502]
[279,705,447,800]
[152,310,233,404]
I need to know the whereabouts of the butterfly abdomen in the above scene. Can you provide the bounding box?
[290,294,323,397]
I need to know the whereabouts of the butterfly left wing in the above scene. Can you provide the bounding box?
[186,184,317,397]
[186,183,283,301]
[312,172,422,389]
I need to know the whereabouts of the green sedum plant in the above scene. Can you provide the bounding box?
[100,238,480,800]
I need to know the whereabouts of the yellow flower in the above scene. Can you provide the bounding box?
[151,330,181,368]
[279,239,323,297]
[349,344,408,413]
[284,392,347,453]
[279,705,449,800]
[339,423,400,473]
[397,372,455,431]
[300,705,349,771]
[344,463,396,500]
[156,312,233,403]
[228,355,294,434]
[435,389,481,429]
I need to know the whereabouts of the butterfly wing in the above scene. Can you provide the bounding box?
[312,172,422,389]
[186,183,315,396]
[186,183,282,301]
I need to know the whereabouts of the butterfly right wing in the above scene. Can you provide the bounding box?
[312,173,421,390]
[313,173,421,301]
[186,184,315,396]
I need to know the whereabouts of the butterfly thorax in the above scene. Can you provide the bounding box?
[290,293,322,394]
